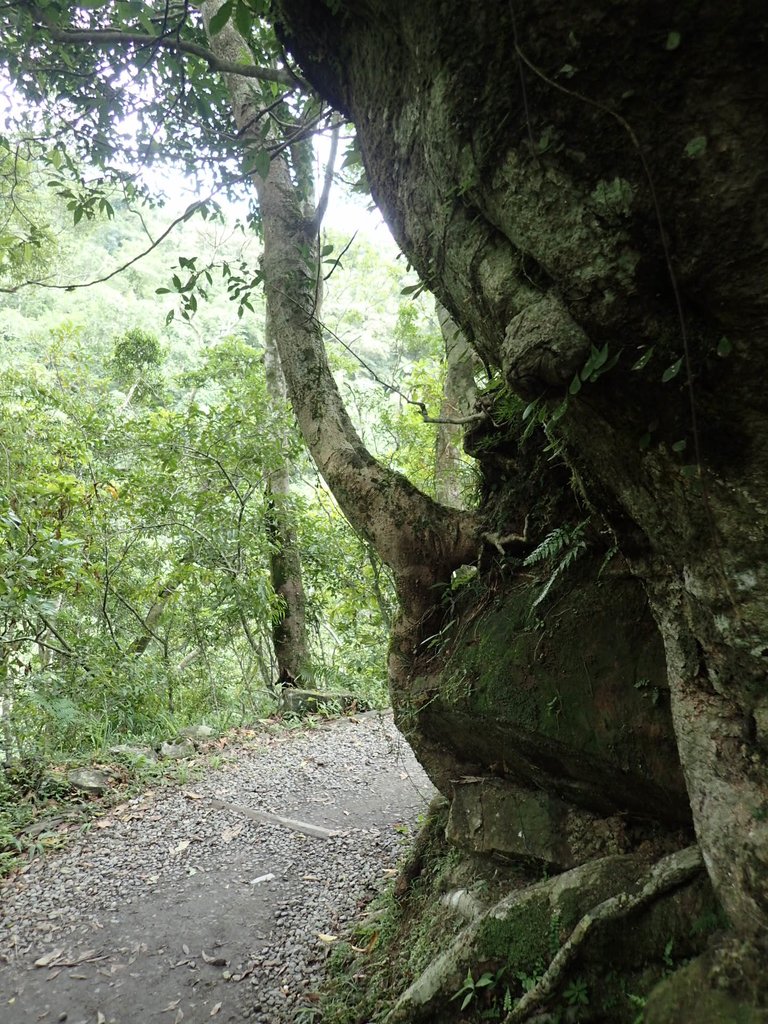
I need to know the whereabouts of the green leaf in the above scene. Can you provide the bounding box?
[665,31,681,50]
[671,439,687,453]
[569,374,582,395]
[234,1,252,37]
[631,346,655,370]
[580,342,609,381]
[717,335,732,357]
[208,1,234,35]
[661,358,683,383]
[246,149,271,180]
[684,135,707,159]
[549,397,568,423]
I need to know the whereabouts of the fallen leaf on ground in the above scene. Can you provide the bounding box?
[161,1000,181,1012]
[97,1013,106,1024]
[382,868,398,876]
[210,1003,222,1017]
[183,791,204,801]
[221,823,244,843]
[316,933,338,944]
[170,839,191,856]
[34,949,64,968]
[174,1010,184,1023]
[182,944,190,955]
[62,948,101,966]
[201,950,228,966]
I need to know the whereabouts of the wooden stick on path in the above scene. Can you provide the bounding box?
[207,797,339,839]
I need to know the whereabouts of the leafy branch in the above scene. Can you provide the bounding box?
[31,9,304,89]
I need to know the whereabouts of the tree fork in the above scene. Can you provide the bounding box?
[202,0,482,625]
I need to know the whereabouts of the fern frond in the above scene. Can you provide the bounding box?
[523,526,572,566]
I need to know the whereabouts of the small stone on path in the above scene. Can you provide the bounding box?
[66,768,111,794]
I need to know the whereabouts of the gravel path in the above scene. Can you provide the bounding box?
[0,712,435,1024]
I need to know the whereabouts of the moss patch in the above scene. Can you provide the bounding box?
[406,559,689,823]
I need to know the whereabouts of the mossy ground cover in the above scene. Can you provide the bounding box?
[317,804,472,1023]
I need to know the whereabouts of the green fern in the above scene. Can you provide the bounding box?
[523,525,578,566]
[524,520,589,610]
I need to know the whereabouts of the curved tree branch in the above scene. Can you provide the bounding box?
[31,13,303,88]
[311,123,340,231]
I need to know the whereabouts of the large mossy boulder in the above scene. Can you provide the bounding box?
[645,953,768,1024]
[395,559,689,827]
[319,796,722,1024]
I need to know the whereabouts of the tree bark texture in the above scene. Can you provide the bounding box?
[275,0,768,940]
[263,309,311,684]
[434,301,477,509]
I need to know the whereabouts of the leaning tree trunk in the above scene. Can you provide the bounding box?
[201,2,481,648]
[275,0,768,947]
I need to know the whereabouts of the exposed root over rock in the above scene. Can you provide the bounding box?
[502,845,702,1022]
[385,845,705,1024]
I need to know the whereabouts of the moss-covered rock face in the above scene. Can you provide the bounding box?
[396,558,688,827]
[326,808,720,1024]
[645,954,768,1024]
[447,777,631,868]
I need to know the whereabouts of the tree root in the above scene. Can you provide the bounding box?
[502,845,703,1023]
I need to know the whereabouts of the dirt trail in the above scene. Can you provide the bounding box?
[0,713,434,1024]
